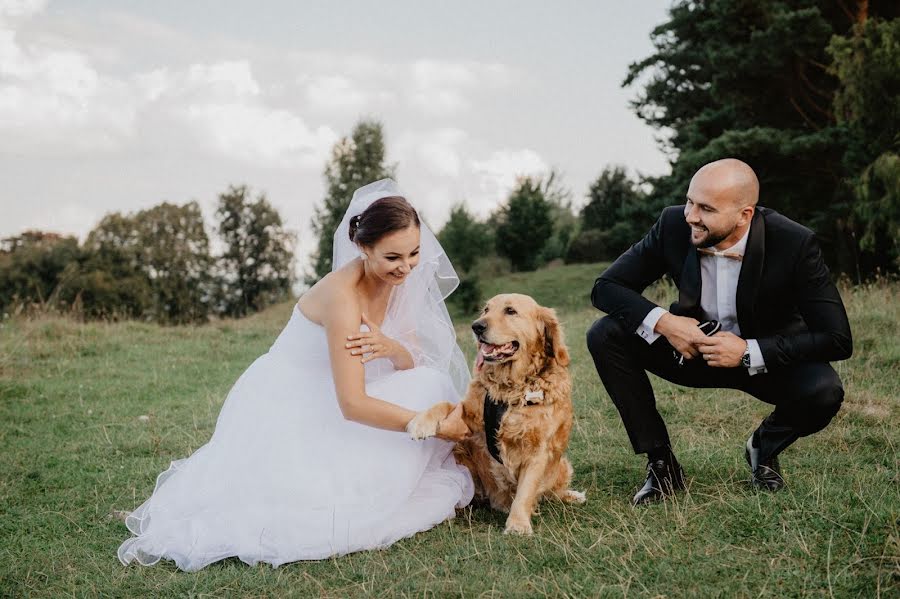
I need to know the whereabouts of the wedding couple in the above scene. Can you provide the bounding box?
[119,159,852,571]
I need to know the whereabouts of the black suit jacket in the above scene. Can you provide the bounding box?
[591,206,853,369]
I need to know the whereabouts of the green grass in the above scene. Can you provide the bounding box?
[1,263,898,597]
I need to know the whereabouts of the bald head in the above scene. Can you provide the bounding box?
[684,158,759,249]
[691,158,759,209]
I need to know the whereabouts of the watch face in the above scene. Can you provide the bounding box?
[742,352,751,367]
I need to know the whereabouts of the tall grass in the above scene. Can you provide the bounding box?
[1,264,897,597]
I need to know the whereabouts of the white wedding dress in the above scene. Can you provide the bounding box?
[118,179,474,571]
[117,306,474,571]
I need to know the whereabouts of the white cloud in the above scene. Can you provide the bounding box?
[185,103,336,168]
[138,60,339,168]
[0,19,137,152]
[134,67,169,102]
[412,60,476,88]
[0,0,45,20]
[305,74,368,112]
[408,59,514,116]
[469,148,549,210]
[187,60,260,98]
[0,9,335,168]
[415,128,467,177]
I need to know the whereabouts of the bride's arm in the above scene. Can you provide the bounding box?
[324,295,416,432]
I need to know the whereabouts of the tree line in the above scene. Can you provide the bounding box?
[0,187,295,324]
[306,119,662,314]
[307,2,899,319]
[3,1,896,323]
[625,0,899,279]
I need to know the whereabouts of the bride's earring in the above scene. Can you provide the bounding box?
[360,252,369,260]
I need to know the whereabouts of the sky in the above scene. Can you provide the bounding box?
[0,0,673,272]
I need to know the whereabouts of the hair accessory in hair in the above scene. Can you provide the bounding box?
[331,179,469,398]
[348,214,363,241]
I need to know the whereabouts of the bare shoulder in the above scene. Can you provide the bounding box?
[296,260,363,326]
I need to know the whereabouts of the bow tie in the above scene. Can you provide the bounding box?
[697,248,743,261]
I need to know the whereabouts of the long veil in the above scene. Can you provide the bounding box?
[332,179,470,397]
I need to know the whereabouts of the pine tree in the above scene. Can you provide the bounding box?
[567,166,649,263]
[494,177,554,272]
[624,0,899,276]
[438,203,493,273]
[829,16,900,273]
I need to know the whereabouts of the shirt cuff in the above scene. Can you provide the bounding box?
[746,339,767,376]
[635,307,667,345]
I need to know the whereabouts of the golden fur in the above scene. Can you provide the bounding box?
[407,293,585,535]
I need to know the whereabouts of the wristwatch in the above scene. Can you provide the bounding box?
[741,344,752,368]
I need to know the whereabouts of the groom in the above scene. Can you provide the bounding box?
[586,158,852,505]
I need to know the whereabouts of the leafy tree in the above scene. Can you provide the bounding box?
[308,120,395,282]
[438,203,493,273]
[58,265,146,320]
[567,166,652,263]
[215,185,296,317]
[136,202,213,324]
[75,213,151,318]
[536,171,578,264]
[494,176,554,272]
[0,231,81,312]
[85,202,213,324]
[437,203,494,315]
[582,166,643,231]
[565,229,608,264]
[624,0,899,276]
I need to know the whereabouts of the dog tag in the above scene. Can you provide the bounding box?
[524,389,544,404]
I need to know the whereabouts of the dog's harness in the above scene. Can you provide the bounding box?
[483,393,508,464]
[483,389,544,465]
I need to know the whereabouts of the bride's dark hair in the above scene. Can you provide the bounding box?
[349,196,420,246]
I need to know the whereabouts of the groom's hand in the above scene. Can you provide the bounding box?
[655,313,702,360]
[697,332,746,368]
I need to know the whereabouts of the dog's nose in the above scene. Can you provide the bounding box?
[471,320,486,336]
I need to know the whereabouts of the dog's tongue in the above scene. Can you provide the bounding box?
[475,351,484,371]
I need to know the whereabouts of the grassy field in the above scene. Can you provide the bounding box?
[1,263,897,597]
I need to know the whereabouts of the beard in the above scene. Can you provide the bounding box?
[692,222,737,248]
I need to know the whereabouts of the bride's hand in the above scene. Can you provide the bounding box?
[435,404,470,442]
[346,313,401,364]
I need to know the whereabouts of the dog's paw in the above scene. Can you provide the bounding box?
[561,489,587,504]
[405,402,453,440]
[406,411,437,440]
[503,516,533,536]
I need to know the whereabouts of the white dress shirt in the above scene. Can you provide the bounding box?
[636,227,767,375]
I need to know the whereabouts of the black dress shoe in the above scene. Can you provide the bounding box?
[632,456,685,506]
[745,434,785,491]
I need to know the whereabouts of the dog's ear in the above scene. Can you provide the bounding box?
[540,306,570,367]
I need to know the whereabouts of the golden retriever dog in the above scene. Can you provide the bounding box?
[407,293,585,535]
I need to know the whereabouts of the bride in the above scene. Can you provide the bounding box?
[118,179,474,571]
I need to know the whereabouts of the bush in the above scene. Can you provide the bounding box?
[565,224,639,264]
[0,232,81,313]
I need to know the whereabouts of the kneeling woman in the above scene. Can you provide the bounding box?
[118,180,472,571]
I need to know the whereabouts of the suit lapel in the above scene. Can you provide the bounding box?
[737,209,765,335]
[676,246,701,316]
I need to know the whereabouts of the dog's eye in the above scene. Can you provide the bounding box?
[504,307,517,316]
